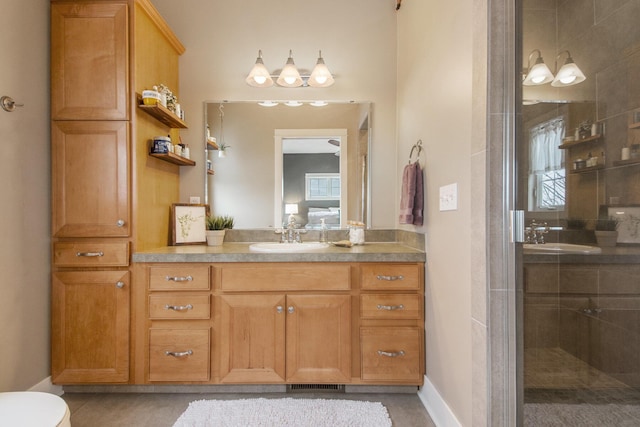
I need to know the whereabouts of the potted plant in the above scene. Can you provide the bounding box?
[218,142,230,158]
[594,218,619,247]
[205,215,234,246]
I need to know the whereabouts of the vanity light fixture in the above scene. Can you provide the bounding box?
[284,101,303,107]
[523,49,554,86]
[309,101,328,107]
[258,101,279,107]
[551,50,586,87]
[245,50,274,88]
[246,50,335,88]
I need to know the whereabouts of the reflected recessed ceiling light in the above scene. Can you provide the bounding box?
[284,101,303,107]
[309,101,328,107]
[258,101,279,107]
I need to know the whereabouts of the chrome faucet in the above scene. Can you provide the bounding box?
[275,216,307,243]
[524,220,549,244]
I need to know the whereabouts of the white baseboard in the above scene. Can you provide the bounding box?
[417,375,462,427]
[29,377,64,396]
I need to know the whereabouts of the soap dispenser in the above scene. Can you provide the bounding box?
[319,218,328,243]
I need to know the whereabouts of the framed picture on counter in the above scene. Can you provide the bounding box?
[608,206,640,244]
[171,203,209,245]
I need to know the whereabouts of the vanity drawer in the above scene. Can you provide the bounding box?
[53,241,129,267]
[149,266,210,291]
[360,294,421,320]
[360,327,422,382]
[360,264,422,291]
[148,328,210,382]
[149,295,211,320]
[219,263,351,291]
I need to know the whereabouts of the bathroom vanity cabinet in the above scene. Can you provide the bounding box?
[50,0,185,384]
[133,260,425,386]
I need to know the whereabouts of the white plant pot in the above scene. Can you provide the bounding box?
[594,230,618,247]
[218,150,226,158]
[206,229,226,246]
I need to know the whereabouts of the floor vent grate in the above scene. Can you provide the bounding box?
[287,384,345,393]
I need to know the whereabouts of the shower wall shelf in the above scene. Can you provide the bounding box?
[558,134,602,149]
[569,164,604,174]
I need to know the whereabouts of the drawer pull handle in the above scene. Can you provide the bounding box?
[378,350,405,358]
[76,251,104,257]
[165,275,193,282]
[376,275,404,281]
[165,304,193,312]
[377,304,404,311]
[165,350,193,357]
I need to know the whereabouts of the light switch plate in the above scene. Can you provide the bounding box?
[439,183,458,211]
[189,196,201,204]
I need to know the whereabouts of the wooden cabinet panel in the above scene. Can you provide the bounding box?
[219,294,286,383]
[360,264,421,291]
[51,271,129,383]
[52,121,130,238]
[149,294,211,320]
[51,2,129,120]
[360,294,422,320]
[360,327,422,382]
[149,328,210,382]
[149,266,210,291]
[286,294,351,383]
[218,263,351,291]
[53,241,129,267]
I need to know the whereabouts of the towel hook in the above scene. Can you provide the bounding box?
[408,139,423,164]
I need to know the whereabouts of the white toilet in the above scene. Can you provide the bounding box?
[0,392,71,426]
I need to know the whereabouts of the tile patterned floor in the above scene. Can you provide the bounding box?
[61,392,436,427]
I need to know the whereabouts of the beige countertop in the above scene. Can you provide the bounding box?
[132,242,426,263]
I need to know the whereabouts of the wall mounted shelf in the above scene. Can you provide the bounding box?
[206,138,219,150]
[613,158,640,167]
[558,134,602,149]
[569,164,604,174]
[137,94,187,129]
[628,122,640,130]
[150,152,195,166]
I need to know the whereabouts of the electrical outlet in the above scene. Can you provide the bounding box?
[189,196,201,204]
[439,183,458,211]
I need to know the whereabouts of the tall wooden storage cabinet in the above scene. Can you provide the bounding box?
[50,0,186,384]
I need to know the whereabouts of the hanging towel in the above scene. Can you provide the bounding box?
[399,162,424,225]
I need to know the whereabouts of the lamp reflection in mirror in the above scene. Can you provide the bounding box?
[523,49,554,86]
[551,50,586,87]
[285,203,298,224]
[246,50,335,88]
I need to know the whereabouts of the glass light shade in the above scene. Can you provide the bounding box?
[245,51,273,88]
[523,61,554,86]
[309,101,328,107]
[276,51,303,87]
[308,52,334,87]
[284,101,303,107]
[551,60,586,87]
[258,101,279,107]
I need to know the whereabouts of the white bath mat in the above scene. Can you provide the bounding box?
[173,397,392,427]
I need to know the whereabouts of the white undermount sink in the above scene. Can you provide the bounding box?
[249,242,330,253]
[523,243,602,254]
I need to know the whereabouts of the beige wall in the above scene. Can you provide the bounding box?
[152,0,398,228]
[0,0,51,392]
[396,1,474,425]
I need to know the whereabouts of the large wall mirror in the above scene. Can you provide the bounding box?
[204,101,371,229]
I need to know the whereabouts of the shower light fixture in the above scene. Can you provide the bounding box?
[246,50,335,88]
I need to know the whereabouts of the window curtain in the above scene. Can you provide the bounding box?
[529,118,565,174]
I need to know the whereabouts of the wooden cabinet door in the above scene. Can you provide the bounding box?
[51,2,129,120]
[219,294,286,383]
[286,294,351,383]
[52,121,130,237]
[51,271,130,383]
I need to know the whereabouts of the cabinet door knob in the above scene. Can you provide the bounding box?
[376,275,404,281]
[116,219,125,227]
[276,306,284,314]
[115,281,125,288]
[288,306,295,314]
